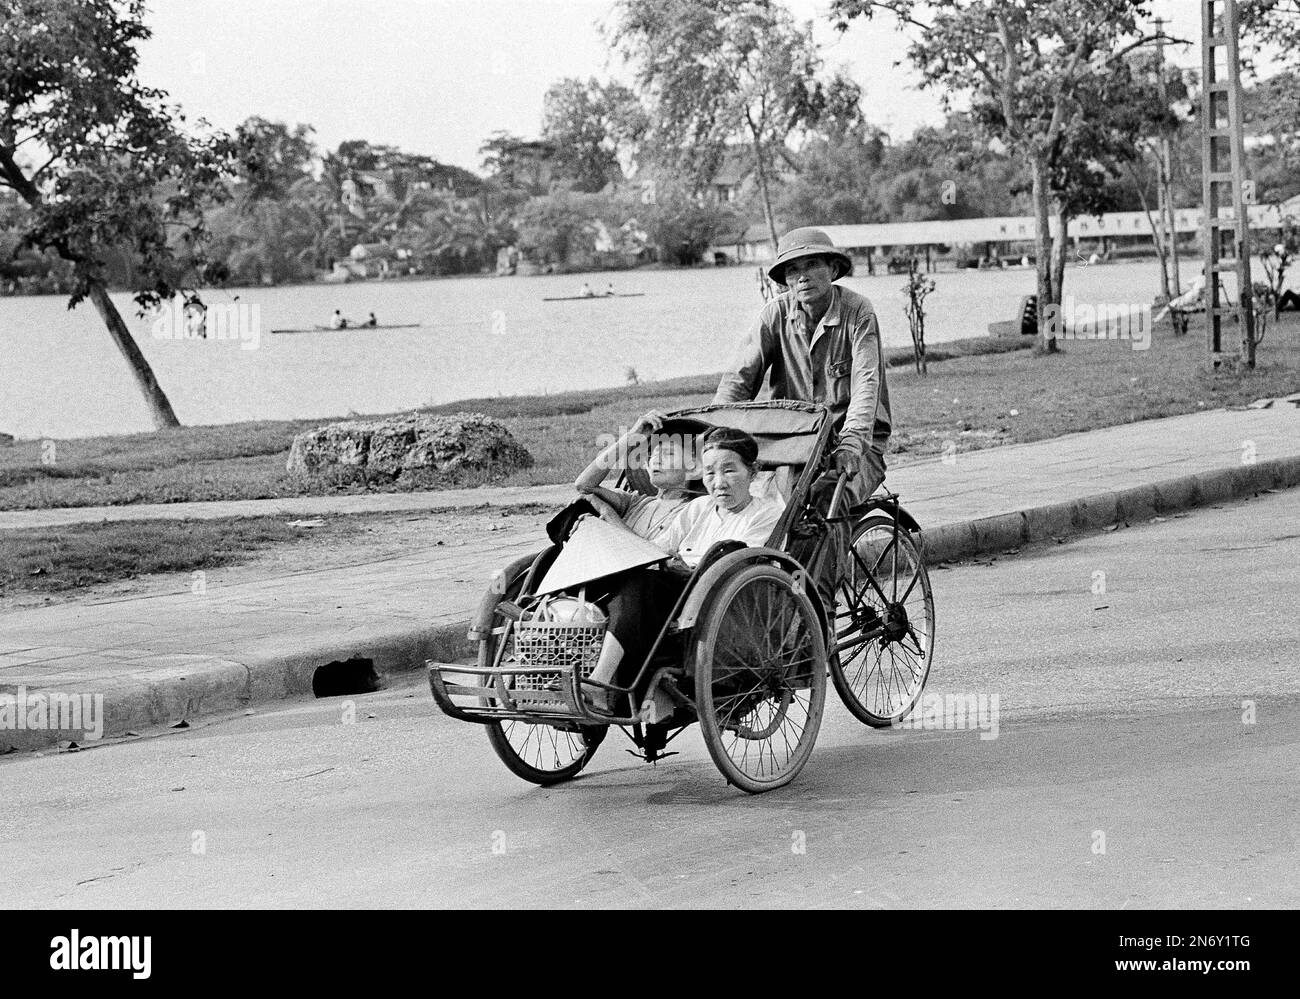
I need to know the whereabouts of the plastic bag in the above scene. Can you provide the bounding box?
[528,586,607,625]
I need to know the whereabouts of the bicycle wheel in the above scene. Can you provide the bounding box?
[477,562,608,786]
[831,513,935,727]
[694,563,827,794]
[486,719,606,786]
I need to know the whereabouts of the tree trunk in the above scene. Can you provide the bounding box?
[749,128,780,255]
[87,281,181,429]
[1161,139,1182,299]
[1133,161,1172,304]
[1051,206,1069,316]
[1030,153,1057,353]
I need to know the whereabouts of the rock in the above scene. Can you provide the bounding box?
[0,432,14,447]
[286,412,532,487]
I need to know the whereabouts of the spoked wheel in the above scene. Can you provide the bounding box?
[694,563,827,794]
[831,513,935,727]
[477,561,608,786]
[486,719,607,786]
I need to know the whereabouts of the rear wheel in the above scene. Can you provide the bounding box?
[694,563,826,794]
[478,561,608,785]
[831,514,934,727]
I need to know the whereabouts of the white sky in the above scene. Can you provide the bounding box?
[135,0,1207,174]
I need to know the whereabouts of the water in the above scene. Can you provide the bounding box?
[0,258,1213,440]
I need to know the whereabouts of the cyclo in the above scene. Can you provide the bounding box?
[427,400,934,794]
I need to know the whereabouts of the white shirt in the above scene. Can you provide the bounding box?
[656,494,785,568]
[607,489,689,541]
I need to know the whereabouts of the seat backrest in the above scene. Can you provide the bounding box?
[666,401,828,469]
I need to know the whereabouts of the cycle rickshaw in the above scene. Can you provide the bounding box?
[427,400,934,794]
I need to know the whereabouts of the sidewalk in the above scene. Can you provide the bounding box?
[3,402,1299,750]
[0,483,579,531]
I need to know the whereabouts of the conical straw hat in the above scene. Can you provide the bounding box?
[535,515,669,595]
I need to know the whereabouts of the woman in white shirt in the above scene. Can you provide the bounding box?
[589,426,784,713]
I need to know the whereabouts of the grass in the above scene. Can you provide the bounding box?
[0,516,360,596]
[2,319,1297,511]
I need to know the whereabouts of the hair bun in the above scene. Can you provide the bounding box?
[701,426,759,465]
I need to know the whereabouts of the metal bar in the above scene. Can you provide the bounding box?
[1224,0,1256,367]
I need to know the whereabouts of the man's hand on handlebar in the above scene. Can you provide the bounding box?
[832,449,858,479]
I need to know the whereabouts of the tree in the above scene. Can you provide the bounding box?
[233,117,317,204]
[777,123,890,226]
[0,0,236,428]
[611,0,862,252]
[832,0,1161,353]
[640,174,739,264]
[542,78,648,192]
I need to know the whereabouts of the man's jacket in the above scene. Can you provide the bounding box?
[713,284,892,457]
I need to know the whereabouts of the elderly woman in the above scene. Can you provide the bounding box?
[588,426,783,713]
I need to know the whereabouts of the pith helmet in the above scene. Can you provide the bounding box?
[767,227,853,285]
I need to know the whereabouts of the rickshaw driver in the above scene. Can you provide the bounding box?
[713,226,893,622]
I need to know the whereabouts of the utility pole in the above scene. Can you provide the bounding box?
[1200,0,1257,370]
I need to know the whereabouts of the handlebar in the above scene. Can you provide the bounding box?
[828,470,850,519]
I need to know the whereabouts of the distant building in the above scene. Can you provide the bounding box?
[707,203,1300,271]
[342,242,399,279]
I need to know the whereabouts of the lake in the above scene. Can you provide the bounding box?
[0,257,1218,440]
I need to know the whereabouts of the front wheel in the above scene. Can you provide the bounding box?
[831,513,935,727]
[478,560,608,786]
[693,562,827,794]
[486,720,607,786]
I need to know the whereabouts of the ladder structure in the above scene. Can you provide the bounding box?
[1200,0,1256,370]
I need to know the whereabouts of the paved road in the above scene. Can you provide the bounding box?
[3,489,1297,908]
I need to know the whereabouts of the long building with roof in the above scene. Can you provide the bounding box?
[708,198,1300,270]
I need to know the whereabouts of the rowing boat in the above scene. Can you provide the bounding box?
[541,293,646,302]
[270,323,423,334]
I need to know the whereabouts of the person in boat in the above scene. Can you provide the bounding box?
[578,281,595,298]
[574,409,700,543]
[365,312,378,327]
[182,291,207,339]
[587,426,784,715]
[605,283,616,296]
[330,309,348,330]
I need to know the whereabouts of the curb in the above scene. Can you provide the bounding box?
[918,454,1300,563]
[6,454,1300,753]
[2,621,473,753]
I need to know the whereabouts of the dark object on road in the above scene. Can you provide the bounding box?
[313,657,381,697]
